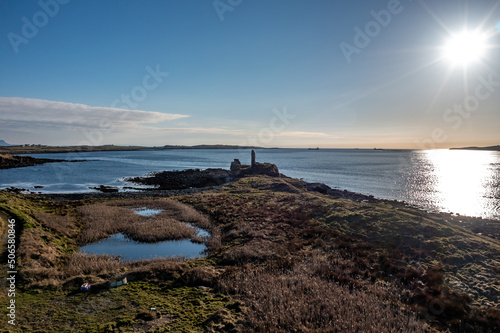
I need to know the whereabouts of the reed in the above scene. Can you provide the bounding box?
[34,211,76,237]
[66,252,122,276]
[218,259,428,332]
[77,198,214,245]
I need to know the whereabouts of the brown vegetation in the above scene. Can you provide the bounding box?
[34,211,76,237]
[0,153,13,159]
[64,253,187,286]
[181,176,500,332]
[218,259,428,332]
[77,198,217,247]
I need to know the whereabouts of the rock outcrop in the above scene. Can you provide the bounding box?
[127,168,232,190]
[0,155,84,170]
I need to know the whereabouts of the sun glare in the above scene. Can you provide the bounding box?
[442,30,488,66]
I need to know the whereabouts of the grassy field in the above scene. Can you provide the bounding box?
[0,175,499,332]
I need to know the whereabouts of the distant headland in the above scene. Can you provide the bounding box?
[0,143,267,155]
[450,145,500,151]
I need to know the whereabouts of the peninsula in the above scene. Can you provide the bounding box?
[0,153,86,170]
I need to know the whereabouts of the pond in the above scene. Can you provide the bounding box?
[132,207,164,216]
[79,232,207,261]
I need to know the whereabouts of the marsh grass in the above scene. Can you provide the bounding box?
[66,252,123,276]
[64,253,186,282]
[34,211,76,237]
[188,176,500,332]
[218,259,428,332]
[77,198,218,248]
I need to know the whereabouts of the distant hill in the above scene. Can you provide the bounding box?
[163,144,266,149]
[0,140,12,146]
[450,145,500,151]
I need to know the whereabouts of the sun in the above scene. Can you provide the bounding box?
[442,30,488,66]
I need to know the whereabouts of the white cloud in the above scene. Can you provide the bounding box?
[275,131,334,138]
[152,127,246,135]
[0,97,188,131]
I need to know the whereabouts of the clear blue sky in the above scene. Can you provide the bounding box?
[1,0,499,148]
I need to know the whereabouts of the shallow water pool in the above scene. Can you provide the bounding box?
[79,233,207,261]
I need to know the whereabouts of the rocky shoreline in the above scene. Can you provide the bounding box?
[4,150,500,241]
[126,168,233,190]
[37,170,500,242]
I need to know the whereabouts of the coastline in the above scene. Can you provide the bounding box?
[3,159,499,229]
[3,162,498,236]
[0,144,267,155]
[35,170,500,241]
[1,171,499,331]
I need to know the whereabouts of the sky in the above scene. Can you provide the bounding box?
[1,0,499,149]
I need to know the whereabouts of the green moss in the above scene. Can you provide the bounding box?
[1,281,239,332]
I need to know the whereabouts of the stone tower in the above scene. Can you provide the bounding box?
[251,150,256,167]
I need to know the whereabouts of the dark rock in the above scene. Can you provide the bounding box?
[90,185,120,193]
[4,187,29,194]
[306,183,331,194]
[127,168,232,190]
[239,162,280,177]
[0,155,86,170]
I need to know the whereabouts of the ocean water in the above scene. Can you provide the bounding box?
[0,148,499,219]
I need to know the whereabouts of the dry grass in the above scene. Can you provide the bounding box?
[34,211,76,237]
[65,252,123,277]
[218,259,428,332]
[186,178,500,332]
[77,198,215,246]
[0,153,14,159]
[17,228,67,286]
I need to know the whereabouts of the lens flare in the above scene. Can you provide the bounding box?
[443,30,487,65]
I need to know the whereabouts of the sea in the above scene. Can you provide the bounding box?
[1,148,499,220]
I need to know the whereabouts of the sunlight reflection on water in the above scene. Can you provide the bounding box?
[423,150,499,218]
